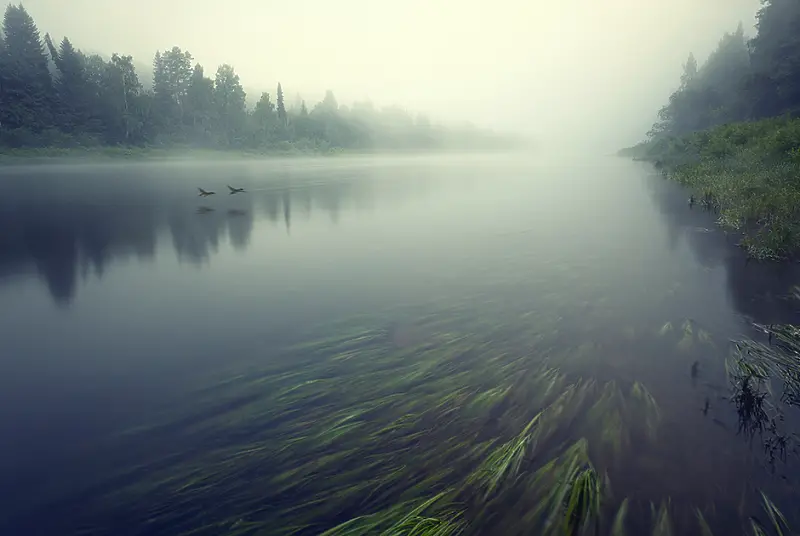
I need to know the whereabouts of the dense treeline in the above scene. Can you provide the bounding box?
[0,4,514,153]
[621,0,800,259]
[646,0,800,141]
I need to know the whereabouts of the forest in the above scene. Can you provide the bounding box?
[0,4,515,153]
[622,0,800,259]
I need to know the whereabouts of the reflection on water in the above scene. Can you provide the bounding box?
[0,159,430,304]
[645,172,800,326]
[0,155,799,535]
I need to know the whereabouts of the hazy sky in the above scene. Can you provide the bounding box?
[13,0,760,150]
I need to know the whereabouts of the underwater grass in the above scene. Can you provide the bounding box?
[610,499,629,536]
[319,491,465,536]
[467,413,541,499]
[725,320,800,467]
[62,308,799,536]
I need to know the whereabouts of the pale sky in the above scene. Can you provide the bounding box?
[12,0,760,150]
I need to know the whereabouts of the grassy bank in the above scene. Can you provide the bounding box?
[619,117,800,259]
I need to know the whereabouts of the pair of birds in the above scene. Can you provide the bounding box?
[198,185,246,197]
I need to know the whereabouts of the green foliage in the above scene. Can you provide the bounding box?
[648,27,752,139]
[627,1,800,257]
[749,0,800,116]
[627,117,800,258]
[184,63,216,145]
[44,34,99,133]
[103,53,144,143]
[1,3,54,130]
[213,64,246,147]
[645,2,800,140]
[0,6,516,154]
[320,492,465,536]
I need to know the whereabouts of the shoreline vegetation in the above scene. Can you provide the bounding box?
[619,117,800,260]
[617,0,800,261]
[0,145,519,165]
[0,4,523,162]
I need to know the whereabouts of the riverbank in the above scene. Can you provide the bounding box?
[619,117,800,260]
[0,144,352,165]
[0,144,523,166]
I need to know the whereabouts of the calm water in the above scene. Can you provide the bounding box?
[1,154,799,535]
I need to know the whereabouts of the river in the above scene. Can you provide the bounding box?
[0,154,798,535]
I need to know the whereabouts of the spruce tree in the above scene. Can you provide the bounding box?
[1,4,54,130]
[45,34,96,133]
[276,82,287,124]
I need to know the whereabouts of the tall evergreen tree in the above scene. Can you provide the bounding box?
[44,34,99,133]
[1,4,54,130]
[276,82,287,125]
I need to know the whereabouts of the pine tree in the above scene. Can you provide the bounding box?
[276,82,287,125]
[1,4,54,130]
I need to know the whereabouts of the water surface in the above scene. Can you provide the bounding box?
[0,154,798,535]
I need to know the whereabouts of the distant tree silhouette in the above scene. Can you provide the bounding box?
[0,4,514,151]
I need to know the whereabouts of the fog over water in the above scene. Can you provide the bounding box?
[20,0,759,150]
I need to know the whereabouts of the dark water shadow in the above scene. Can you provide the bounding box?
[0,162,428,305]
[644,172,800,326]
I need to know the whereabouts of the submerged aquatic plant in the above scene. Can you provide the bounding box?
[521,439,599,535]
[468,413,541,499]
[320,491,465,536]
[611,498,629,536]
[630,382,661,440]
[759,491,792,536]
[561,467,602,536]
[696,509,714,536]
[747,491,793,536]
[651,499,673,536]
[585,381,630,458]
[64,304,796,536]
[725,323,800,468]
